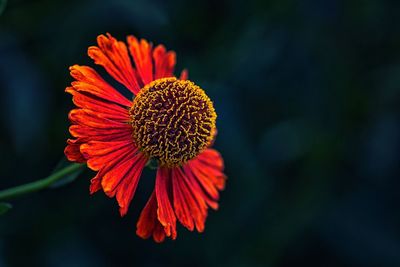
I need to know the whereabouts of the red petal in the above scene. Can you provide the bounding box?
[98,148,138,195]
[155,167,177,239]
[136,191,166,243]
[153,45,176,79]
[88,145,137,194]
[89,174,102,194]
[69,109,127,128]
[69,65,131,107]
[87,146,147,216]
[184,163,219,210]
[115,154,147,216]
[127,36,153,85]
[153,222,167,243]
[136,191,158,239]
[88,33,141,94]
[64,138,86,163]
[193,149,226,190]
[179,69,188,80]
[80,140,136,171]
[184,149,227,210]
[172,167,207,232]
[66,87,130,122]
[69,125,132,141]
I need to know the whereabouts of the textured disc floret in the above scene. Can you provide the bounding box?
[130,77,217,167]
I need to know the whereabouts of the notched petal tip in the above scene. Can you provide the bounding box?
[64,139,86,163]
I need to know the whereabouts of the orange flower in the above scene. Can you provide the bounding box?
[65,33,226,242]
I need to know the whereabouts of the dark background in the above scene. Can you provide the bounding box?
[1,0,400,266]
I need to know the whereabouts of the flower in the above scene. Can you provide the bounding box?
[64,33,226,242]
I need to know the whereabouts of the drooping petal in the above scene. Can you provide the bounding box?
[127,36,153,85]
[115,153,148,216]
[101,156,138,198]
[183,163,219,210]
[89,174,102,194]
[69,65,131,107]
[83,141,148,216]
[80,140,135,171]
[191,149,226,190]
[136,191,158,239]
[65,138,86,163]
[66,87,130,122]
[88,33,141,94]
[172,167,208,232]
[183,149,226,210]
[153,45,176,79]
[88,145,137,194]
[136,191,166,243]
[155,167,177,239]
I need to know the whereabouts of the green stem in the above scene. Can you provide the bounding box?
[0,163,84,200]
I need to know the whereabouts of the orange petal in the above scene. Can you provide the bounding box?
[136,191,170,243]
[98,148,139,195]
[80,140,136,171]
[66,87,130,122]
[152,222,167,243]
[136,191,158,239]
[115,154,147,216]
[172,167,208,232]
[86,147,147,216]
[153,45,176,79]
[155,167,177,239]
[88,145,137,194]
[69,125,132,142]
[64,138,86,163]
[179,69,188,80]
[136,191,166,243]
[89,174,102,194]
[194,149,226,190]
[127,36,154,85]
[183,149,227,210]
[183,163,219,210]
[68,109,128,129]
[69,65,131,107]
[88,33,141,94]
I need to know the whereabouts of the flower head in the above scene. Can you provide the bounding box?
[65,33,226,242]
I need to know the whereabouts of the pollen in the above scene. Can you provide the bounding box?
[130,77,217,167]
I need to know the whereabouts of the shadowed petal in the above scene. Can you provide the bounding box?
[179,69,188,80]
[65,138,86,163]
[155,167,177,239]
[88,33,141,94]
[69,65,131,106]
[66,87,130,122]
[153,45,176,79]
[184,149,226,210]
[136,191,166,243]
[127,36,154,85]
[172,167,208,232]
[115,153,148,216]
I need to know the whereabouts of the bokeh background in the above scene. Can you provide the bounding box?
[1,0,400,266]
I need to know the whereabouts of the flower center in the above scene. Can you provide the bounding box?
[130,77,217,167]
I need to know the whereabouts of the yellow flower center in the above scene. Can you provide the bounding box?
[130,77,217,167]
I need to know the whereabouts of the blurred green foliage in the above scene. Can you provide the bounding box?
[0,203,12,216]
[0,0,6,16]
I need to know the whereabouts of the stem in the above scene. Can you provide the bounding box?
[0,163,84,200]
